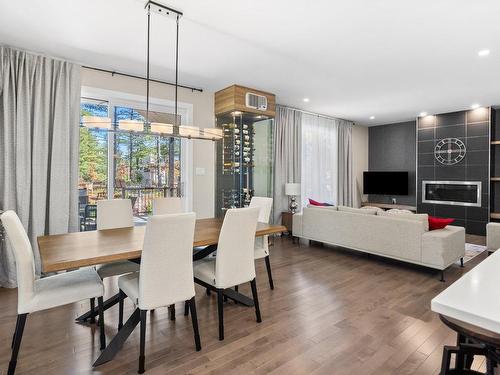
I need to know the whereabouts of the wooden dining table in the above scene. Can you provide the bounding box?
[37,217,287,367]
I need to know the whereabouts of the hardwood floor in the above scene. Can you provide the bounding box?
[0,235,490,374]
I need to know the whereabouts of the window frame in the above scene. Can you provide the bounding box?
[81,86,194,212]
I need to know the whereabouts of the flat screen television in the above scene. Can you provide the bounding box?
[363,171,408,195]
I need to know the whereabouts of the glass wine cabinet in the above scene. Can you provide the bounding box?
[214,85,275,217]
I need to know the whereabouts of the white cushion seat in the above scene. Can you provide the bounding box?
[26,268,104,314]
[97,260,139,279]
[193,258,217,286]
[117,272,140,305]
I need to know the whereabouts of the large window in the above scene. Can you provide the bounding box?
[301,113,339,207]
[79,96,183,228]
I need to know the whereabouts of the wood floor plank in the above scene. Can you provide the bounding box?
[0,235,490,374]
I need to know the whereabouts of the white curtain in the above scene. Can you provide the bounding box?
[301,114,339,206]
[0,46,81,287]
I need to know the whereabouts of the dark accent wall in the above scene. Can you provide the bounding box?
[417,109,490,235]
[368,121,416,205]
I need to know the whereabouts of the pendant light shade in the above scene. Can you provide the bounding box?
[150,122,174,134]
[81,116,112,129]
[118,119,144,132]
[201,128,223,140]
[179,125,200,138]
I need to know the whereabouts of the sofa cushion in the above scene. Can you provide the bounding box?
[378,210,429,231]
[338,206,377,215]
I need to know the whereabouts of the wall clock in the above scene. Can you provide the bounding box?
[434,138,466,166]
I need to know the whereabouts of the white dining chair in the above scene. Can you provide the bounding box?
[1,211,106,375]
[87,199,139,323]
[152,197,183,215]
[117,213,200,374]
[193,207,261,341]
[249,196,274,289]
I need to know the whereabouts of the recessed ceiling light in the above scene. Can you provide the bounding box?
[419,112,427,117]
[369,116,375,120]
[471,104,480,109]
[478,49,490,57]
[303,98,310,102]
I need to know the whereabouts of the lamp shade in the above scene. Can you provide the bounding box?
[285,183,301,196]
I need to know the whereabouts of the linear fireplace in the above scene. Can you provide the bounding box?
[422,181,482,207]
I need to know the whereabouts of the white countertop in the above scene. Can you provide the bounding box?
[431,250,500,334]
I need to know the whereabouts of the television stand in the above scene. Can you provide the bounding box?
[361,202,417,212]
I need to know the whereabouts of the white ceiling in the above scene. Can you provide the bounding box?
[1,0,500,125]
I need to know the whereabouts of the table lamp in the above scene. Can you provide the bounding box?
[285,183,301,213]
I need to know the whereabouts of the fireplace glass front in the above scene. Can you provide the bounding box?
[422,181,481,207]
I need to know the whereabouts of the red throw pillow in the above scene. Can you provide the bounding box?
[309,198,325,206]
[428,215,454,230]
[309,198,331,206]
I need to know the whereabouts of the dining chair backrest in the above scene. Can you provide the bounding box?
[97,199,133,230]
[249,197,273,223]
[0,211,35,313]
[215,207,260,288]
[139,213,196,310]
[152,197,183,215]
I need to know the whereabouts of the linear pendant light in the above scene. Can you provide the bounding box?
[80,1,221,142]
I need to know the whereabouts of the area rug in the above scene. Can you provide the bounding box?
[460,243,488,264]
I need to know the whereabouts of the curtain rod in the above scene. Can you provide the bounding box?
[82,66,203,93]
[277,104,354,124]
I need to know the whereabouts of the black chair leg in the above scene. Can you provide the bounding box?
[460,257,464,267]
[264,255,275,290]
[139,309,147,374]
[118,289,125,330]
[184,301,189,316]
[97,296,106,350]
[90,298,96,324]
[168,304,176,321]
[217,289,224,340]
[250,278,262,323]
[188,297,202,351]
[234,285,238,293]
[206,288,211,296]
[8,313,27,375]
[11,315,20,349]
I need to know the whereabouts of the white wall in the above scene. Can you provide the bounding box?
[81,68,216,218]
[352,125,369,207]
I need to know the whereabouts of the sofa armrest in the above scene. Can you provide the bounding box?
[421,225,465,269]
[487,222,500,252]
[292,213,303,237]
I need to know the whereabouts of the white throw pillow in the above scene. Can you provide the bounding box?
[361,205,384,212]
[338,206,378,215]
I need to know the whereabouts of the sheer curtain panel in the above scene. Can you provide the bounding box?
[0,46,81,287]
[301,114,353,208]
[301,114,339,206]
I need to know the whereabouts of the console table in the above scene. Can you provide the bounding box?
[360,202,417,211]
